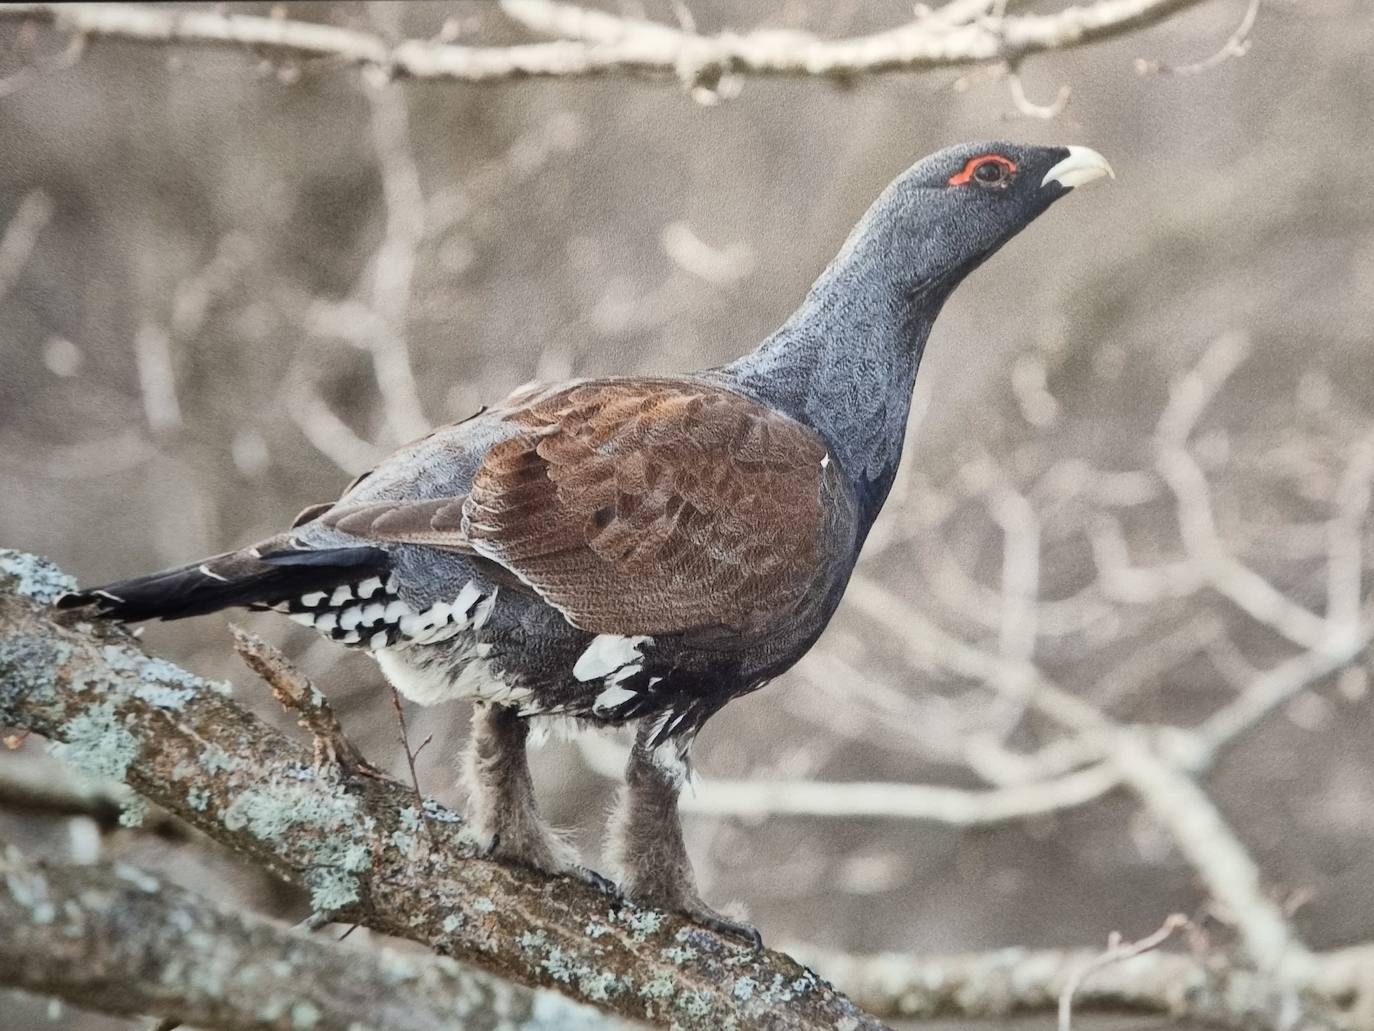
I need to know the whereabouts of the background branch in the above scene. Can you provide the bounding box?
[0,0,1212,87]
[798,942,1368,1030]
[0,844,636,1031]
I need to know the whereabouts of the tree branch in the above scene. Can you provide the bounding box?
[0,844,638,1031]
[0,0,1213,87]
[0,549,887,1031]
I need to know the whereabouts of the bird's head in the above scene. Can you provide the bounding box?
[829,141,1114,306]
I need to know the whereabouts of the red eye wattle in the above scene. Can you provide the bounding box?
[948,154,1017,187]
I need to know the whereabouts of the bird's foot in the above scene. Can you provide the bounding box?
[480,830,618,897]
[622,880,763,949]
[476,824,584,879]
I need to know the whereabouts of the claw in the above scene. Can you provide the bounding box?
[572,865,622,899]
[691,910,764,950]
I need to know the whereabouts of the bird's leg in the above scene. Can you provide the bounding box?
[607,721,762,948]
[462,703,583,878]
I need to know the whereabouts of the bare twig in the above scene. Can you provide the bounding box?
[843,574,1312,976]
[361,83,430,443]
[0,189,53,301]
[132,323,184,435]
[387,684,435,845]
[1136,0,1259,75]
[580,733,1122,823]
[282,371,386,476]
[229,625,370,776]
[1058,913,1190,1030]
[1007,67,1072,118]
[0,30,84,98]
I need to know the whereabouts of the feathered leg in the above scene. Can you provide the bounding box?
[607,721,761,947]
[463,703,613,892]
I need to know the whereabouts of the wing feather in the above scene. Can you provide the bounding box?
[312,378,849,636]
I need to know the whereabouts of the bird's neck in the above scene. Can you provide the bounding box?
[718,236,949,537]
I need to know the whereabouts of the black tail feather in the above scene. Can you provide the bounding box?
[55,545,389,622]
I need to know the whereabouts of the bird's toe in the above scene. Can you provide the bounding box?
[680,902,764,950]
[571,865,622,898]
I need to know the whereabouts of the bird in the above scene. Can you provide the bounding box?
[58,141,1113,945]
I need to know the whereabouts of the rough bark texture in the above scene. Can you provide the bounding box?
[0,549,888,1031]
[0,846,639,1031]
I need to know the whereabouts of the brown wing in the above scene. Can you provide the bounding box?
[322,378,847,636]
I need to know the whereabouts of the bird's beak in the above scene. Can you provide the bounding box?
[1042,146,1115,190]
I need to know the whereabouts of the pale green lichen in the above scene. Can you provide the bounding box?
[584,921,610,939]
[471,897,496,913]
[0,635,69,710]
[199,746,238,774]
[0,550,76,604]
[389,805,423,854]
[676,989,715,1021]
[732,976,759,1002]
[289,1002,321,1030]
[638,975,676,1000]
[49,700,138,782]
[303,867,360,913]
[99,644,206,710]
[619,907,665,941]
[540,945,574,983]
[660,943,697,965]
[222,777,373,911]
[441,913,465,934]
[421,798,462,823]
[187,787,210,812]
[118,796,149,827]
[577,969,624,1002]
[518,929,630,1005]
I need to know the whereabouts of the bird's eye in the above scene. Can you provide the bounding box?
[948,154,1018,189]
[974,161,1006,183]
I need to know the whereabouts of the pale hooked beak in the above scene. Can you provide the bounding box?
[1042,146,1115,190]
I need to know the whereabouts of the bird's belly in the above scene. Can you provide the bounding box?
[375,639,534,709]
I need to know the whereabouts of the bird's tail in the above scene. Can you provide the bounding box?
[55,543,390,623]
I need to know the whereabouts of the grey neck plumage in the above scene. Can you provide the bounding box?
[717,191,954,539]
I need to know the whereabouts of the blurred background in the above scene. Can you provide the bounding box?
[2,1,1373,1028]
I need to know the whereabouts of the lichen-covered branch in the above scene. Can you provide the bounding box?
[0,549,887,1031]
[0,0,1211,87]
[0,844,636,1031]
